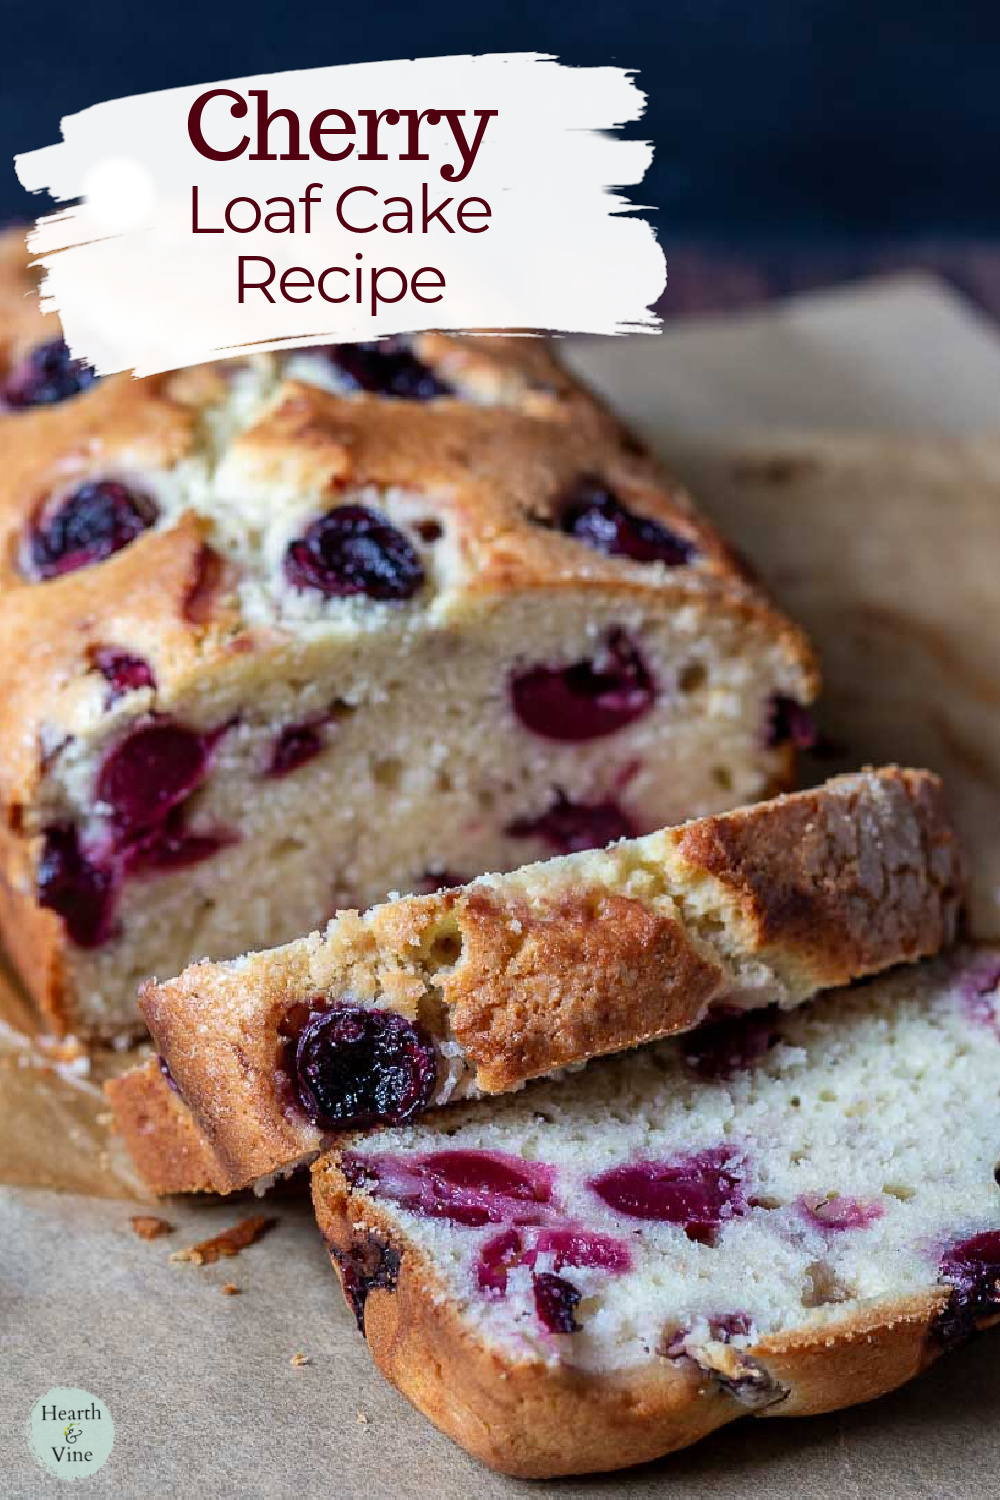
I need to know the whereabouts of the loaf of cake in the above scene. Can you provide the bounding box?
[106,768,962,1195]
[0,227,818,1037]
[312,946,1000,1478]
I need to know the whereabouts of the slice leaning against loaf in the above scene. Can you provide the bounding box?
[311,945,1000,1479]
[106,767,963,1196]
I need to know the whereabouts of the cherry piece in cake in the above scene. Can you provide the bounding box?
[798,1194,885,1232]
[94,650,156,707]
[506,791,635,854]
[589,1147,749,1242]
[341,1148,556,1229]
[477,1226,632,1296]
[267,722,325,778]
[935,1230,1000,1345]
[328,340,452,400]
[295,1004,438,1130]
[532,1272,582,1334]
[121,807,235,874]
[333,1234,402,1333]
[37,825,117,948]
[284,504,424,601]
[26,481,158,580]
[560,478,695,566]
[511,629,656,742]
[1,338,97,409]
[96,721,214,832]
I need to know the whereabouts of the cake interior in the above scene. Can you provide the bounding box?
[33,583,796,1035]
[326,949,1000,1377]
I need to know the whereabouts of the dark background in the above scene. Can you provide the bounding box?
[4,1,1000,312]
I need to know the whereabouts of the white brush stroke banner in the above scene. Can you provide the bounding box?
[15,53,665,377]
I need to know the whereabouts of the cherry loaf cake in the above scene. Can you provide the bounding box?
[312,946,1000,1478]
[0,228,820,1038]
[106,768,963,1195]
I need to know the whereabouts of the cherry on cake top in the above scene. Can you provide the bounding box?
[25,481,158,581]
[0,338,97,410]
[283,503,425,601]
[558,477,696,567]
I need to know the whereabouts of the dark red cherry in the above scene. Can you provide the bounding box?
[535,1227,633,1275]
[560,478,695,566]
[96,721,213,831]
[682,1008,781,1080]
[93,649,156,707]
[295,1004,437,1130]
[284,504,424,601]
[798,1194,884,1232]
[341,1148,556,1229]
[533,1272,582,1334]
[267,722,325,778]
[935,1230,1000,1345]
[121,807,235,874]
[329,340,452,400]
[26,480,157,580]
[506,790,636,854]
[589,1148,749,1239]
[1,337,97,409]
[477,1226,631,1296]
[477,1227,524,1296]
[510,630,656,742]
[331,1234,401,1333]
[37,825,117,948]
[766,695,817,750]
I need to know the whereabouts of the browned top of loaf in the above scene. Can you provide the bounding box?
[0,226,816,817]
[117,768,962,1195]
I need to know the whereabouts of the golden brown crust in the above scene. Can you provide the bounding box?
[0,820,69,1034]
[104,1057,231,1195]
[112,768,962,1197]
[311,1156,953,1478]
[0,513,236,814]
[671,765,964,988]
[0,363,225,592]
[441,889,722,1090]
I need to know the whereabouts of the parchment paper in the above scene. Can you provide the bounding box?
[5,275,1000,1497]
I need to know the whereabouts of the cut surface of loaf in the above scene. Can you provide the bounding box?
[0,227,816,1038]
[106,767,963,1196]
[311,946,1000,1478]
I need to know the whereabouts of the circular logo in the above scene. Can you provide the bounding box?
[27,1389,115,1481]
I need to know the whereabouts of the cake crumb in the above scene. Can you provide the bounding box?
[131,1215,174,1241]
[170,1214,278,1265]
[289,1351,311,1368]
[221,1282,241,1296]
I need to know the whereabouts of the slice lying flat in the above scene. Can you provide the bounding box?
[312,946,1000,1478]
[107,767,962,1195]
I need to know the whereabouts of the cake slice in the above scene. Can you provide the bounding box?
[311,946,1000,1478]
[106,767,962,1195]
